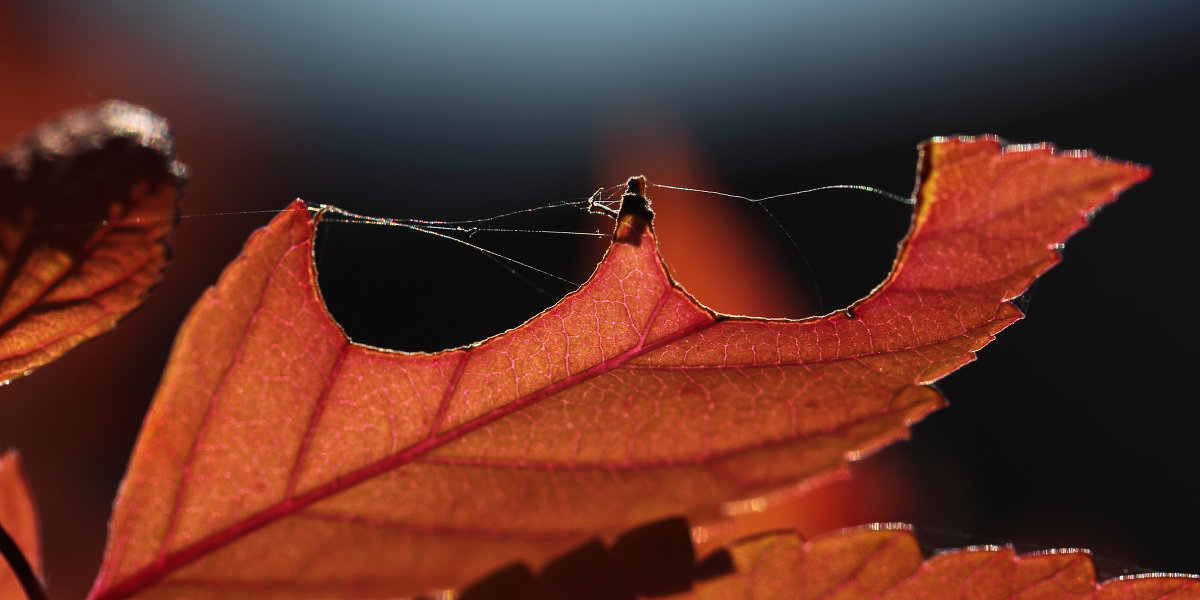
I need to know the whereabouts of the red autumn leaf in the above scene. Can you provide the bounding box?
[0,450,42,600]
[0,101,183,384]
[670,526,1200,600]
[89,137,1146,599]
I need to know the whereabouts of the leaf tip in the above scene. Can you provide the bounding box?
[287,197,312,215]
[614,175,654,244]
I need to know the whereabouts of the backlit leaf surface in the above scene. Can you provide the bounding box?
[0,450,41,600]
[0,101,184,383]
[90,138,1147,599]
[670,526,1200,600]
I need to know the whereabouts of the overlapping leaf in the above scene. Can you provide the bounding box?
[672,526,1200,600]
[0,101,183,383]
[90,137,1147,599]
[457,521,1200,600]
[0,450,41,600]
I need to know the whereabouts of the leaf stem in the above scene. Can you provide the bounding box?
[0,521,47,600]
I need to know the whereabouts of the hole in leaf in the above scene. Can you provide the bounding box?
[755,187,913,315]
[646,182,912,319]
[314,199,611,352]
[645,183,819,319]
[590,110,913,320]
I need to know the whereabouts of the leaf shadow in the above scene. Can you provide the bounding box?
[454,517,726,600]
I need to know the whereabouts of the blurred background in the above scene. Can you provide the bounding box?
[2,1,1198,596]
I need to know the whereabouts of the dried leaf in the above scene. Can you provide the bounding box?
[0,101,183,383]
[90,137,1146,599]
